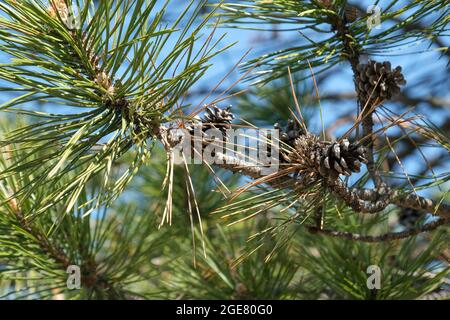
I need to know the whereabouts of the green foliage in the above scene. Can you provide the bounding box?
[0,135,173,299]
[162,224,299,300]
[0,0,228,216]
[296,229,449,300]
[217,0,449,84]
[127,146,240,222]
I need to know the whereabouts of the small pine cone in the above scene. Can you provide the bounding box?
[201,105,234,134]
[398,208,422,228]
[344,5,364,23]
[315,139,368,178]
[186,106,234,140]
[288,134,368,180]
[317,0,333,8]
[356,60,406,105]
[274,119,305,148]
[317,1,362,23]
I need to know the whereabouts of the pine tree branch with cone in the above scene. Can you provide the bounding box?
[0,0,448,300]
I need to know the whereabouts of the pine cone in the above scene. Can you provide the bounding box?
[201,105,234,134]
[399,208,422,228]
[186,105,234,138]
[274,119,305,148]
[315,139,368,178]
[288,134,368,179]
[356,60,406,105]
[317,1,363,24]
[344,5,364,23]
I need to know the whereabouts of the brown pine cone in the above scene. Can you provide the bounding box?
[315,139,368,177]
[186,105,234,139]
[288,133,368,179]
[317,1,363,24]
[356,60,406,105]
[344,5,364,23]
[201,105,234,135]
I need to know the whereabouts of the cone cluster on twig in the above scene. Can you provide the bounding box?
[356,60,406,105]
[288,133,368,180]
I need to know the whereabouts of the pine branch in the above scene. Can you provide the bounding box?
[325,2,382,187]
[157,124,450,224]
[296,227,449,299]
[1,0,447,300]
[307,217,448,243]
[2,190,129,299]
[155,102,448,242]
[154,105,448,244]
[217,0,446,191]
[0,0,225,216]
